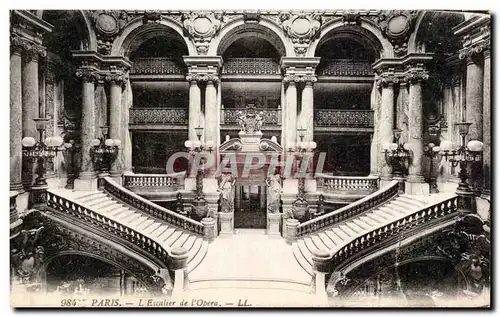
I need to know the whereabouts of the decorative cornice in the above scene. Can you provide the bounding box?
[279,13,322,56]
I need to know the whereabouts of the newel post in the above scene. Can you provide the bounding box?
[169,247,188,296]
[201,217,216,242]
[312,249,333,304]
[285,218,300,244]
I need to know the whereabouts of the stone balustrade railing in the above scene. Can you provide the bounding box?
[222,58,281,75]
[316,174,379,193]
[297,181,400,236]
[314,109,374,127]
[123,172,185,190]
[129,108,188,125]
[330,195,459,270]
[221,107,282,125]
[130,58,186,75]
[46,191,170,265]
[102,177,204,235]
[317,59,373,77]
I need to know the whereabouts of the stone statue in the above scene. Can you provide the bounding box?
[237,105,264,134]
[266,174,282,214]
[218,173,236,213]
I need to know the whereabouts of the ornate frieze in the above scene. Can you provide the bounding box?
[90,10,131,55]
[283,74,318,84]
[280,13,322,56]
[182,12,223,55]
[369,10,418,56]
[185,73,220,83]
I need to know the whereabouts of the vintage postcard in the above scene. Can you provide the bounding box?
[9,9,491,308]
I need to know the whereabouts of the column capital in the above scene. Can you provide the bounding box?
[75,68,100,83]
[375,72,400,88]
[404,65,429,85]
[283,74,317,85]
[104,71,128,87]
[459,38,490,62]
[11,33,46,60]
[186,74,219,84]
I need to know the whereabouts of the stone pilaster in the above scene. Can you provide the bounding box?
[406,65,428,184]
[10,35,24,192]
[74,68,98,191]
[107,72,127,182]
[376,73,398,181]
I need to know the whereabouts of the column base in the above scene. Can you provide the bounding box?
[10,182,25,193]
[380,179,394,188]
[219,212,233,237]
[405,181,430,195]
[282,178,299,195]
[74,172,98,191]
[109,172,122,185]
[267,212,282,237]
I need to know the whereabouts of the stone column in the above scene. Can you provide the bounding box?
[370,80,381,176]
[465,55,484,141]
[204,76,218,145]
[21,45,44,188]
[74,69,98,191]
[10,38,24,192]
[187,77,201,141]
[285,77,297,151]
[300,77,316,142]
[281,81,286,148]
[406,67,429,189]
[108,74,125,182]
[482,48,491,194]
[378,76,396,181]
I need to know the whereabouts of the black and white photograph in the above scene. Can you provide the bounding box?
[8,8,491,308]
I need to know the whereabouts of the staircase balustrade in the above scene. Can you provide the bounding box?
[102,177,204,235]
[297,181,400,236]
[330,195,459,269]
[46,191,170,265]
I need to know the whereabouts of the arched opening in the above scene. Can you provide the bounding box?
[41,10,87,187]
[45,254,146,296]
[314,30,380,176]
[127,27,190,174]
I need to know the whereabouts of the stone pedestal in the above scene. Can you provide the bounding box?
[311,249,332,302]
[219,212,233,237]
[201,217,216,242]
[169,247,188,297]
[304,179,317,193]
[405,181,430,195]
[282,178,299,195]
[284,218,299,244]
[267,212,282,237]
[74,172,98,191]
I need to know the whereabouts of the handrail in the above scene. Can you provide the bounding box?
[102,177,204,235]
[123,172,186,189]
[46,191,170,265]
[331,195,459,269]
[297,181,400,236]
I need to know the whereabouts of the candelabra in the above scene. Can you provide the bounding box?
[184,126,212,221]
[423,142,441,194]
[90,126,121,176]
[21,118,65,206]
[440,122,483,196]
[382,129,412,178]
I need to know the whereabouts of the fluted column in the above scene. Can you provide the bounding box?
[204,76,218,145]
[406,67,429,183]
[377,75,396,180]
[284,77,298,150]
[482,47,491,194]
[300,76,316,142]
[10,37,24,192]
[187,76,202,141]
[108,73,126,180]
[74,69,98,191]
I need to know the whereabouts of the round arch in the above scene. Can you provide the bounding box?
[311,18,393,58]
[35,250,160,292]
[210,17,294,57]
[37,10,96,51]
[112,17,197,57]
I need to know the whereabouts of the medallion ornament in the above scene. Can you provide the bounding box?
[182,12,223,55]
[280,13,322,56]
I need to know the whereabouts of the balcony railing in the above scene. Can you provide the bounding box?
[129,108,188,125]
[314,109,374,127]
[222,58,281,75]
[316,174,379,194]
[130,58,186,75]
[123,173,185,191]
[221,107,282,126]
[317,59,373,77]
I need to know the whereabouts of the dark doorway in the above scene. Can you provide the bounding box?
[234,185,267,229]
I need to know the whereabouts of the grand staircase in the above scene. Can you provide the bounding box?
[48,187,208,274]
